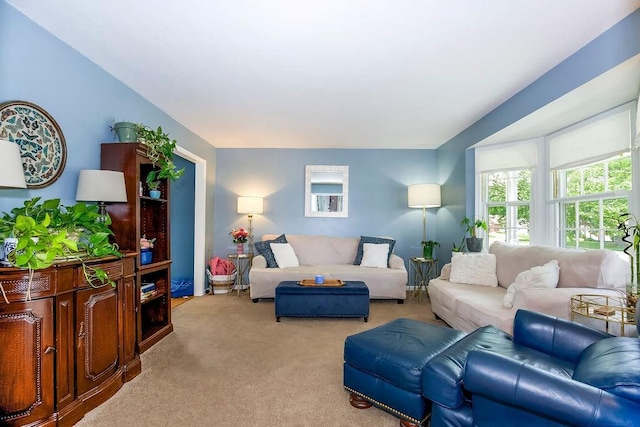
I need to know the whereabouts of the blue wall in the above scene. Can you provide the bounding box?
[170,156,196,281]
[0,2,217,281]
[214,149,439,264]
[435,9,640,262]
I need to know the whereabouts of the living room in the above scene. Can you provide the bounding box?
[1,2,640,426]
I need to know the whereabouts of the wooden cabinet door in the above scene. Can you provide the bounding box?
[0,298,54,425]
[121,273,137,364]
[75,286,119,396]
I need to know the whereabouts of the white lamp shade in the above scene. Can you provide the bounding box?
[237,196,264,214]
[0,140,27,189]
[408,184,441,208]
[76,170,127,202]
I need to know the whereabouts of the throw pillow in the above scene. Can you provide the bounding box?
[270,243,300,268]
[503,260,560,307]
[360,243,390,268]
[353,236,396,265]
[254,234,287,268]
[449,253,498,287]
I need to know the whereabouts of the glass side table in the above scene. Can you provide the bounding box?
[570,294,637,336]
[409,258,439,301]
[227,253,253,296]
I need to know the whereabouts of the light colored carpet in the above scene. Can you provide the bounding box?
[77,291,446,426]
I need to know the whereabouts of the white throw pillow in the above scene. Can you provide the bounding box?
[449,253,498,287]
[270,243,300,268]
[503,260,560,307]
[360,243,389,268]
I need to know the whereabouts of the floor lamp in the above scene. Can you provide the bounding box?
[408,183,441,245]
[237,196,264,255]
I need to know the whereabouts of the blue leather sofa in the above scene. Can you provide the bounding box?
[344,306,640,427]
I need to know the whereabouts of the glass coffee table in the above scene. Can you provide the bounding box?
[570,294,637,336]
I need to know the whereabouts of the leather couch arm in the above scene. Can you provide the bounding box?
[463,350,640,426]
[512,309,611,364]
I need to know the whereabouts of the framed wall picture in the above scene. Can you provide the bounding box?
[0,100,67,188]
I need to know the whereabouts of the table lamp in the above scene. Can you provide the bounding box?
[0,140,27,189]
[76,169,128,217]
[237,196,264,255]
[408,183,441,246]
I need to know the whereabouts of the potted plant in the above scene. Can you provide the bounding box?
[0,197,123,301]
[616,212,639,315]
[147,180,161,199]
[140,235,156,265]
[451,236,466,254]
[462,217,488,252]
[112,121,138,142]
[230,227,249,254]
[136,124,184,188]
[421,240,440,259]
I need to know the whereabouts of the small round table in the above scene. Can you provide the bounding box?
[227,253,253,296]
[409,258,439,301]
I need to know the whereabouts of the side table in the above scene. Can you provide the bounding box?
[227,253,253,296]
[409,258,438,301]
[570,294,637,336]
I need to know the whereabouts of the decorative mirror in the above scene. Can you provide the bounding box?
[305,165,349,218]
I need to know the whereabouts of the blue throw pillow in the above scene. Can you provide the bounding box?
[353,236,396,265]
[254,234,287,268]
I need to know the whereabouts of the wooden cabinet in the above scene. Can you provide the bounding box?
[101,142,173,353]
[0,255,138,426]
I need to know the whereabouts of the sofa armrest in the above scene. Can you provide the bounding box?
[463,350,640,426]
[252,255,267,268]
[512,309,611,364]
[388,253,406,270]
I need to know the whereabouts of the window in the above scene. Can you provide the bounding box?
[474,101,636,252]
[553,153,631,250]
[484,170,532,246]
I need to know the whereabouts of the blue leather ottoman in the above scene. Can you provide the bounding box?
[275,280,369,322]
[344,318,466,427]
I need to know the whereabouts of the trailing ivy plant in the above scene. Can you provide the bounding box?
[136,124,184,188]
[0,198,122,301]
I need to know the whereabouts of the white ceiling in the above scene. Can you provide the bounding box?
[7,0,640,149]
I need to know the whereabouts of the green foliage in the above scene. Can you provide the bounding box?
[451,237,466,252]
[461,217,488,238]
[136,124,184,187]
[617,212,640,284]
[421,240,440,248]
[0,198,122,287]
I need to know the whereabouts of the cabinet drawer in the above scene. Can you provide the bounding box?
[79,261,124,287]
[0,270,56,302]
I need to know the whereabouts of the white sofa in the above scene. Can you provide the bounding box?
[249,234,408,302]
[428,241,629,334]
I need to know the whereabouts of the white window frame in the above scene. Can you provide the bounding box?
[474,101,637,248]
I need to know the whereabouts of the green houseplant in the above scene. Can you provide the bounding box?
[616,212,639,313]
[0,198,122,301]
[135,124,184,189]
[462,217,488,252]
[421,240,440,259]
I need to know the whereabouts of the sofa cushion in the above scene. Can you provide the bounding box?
[360,243,389,268]
[449,254,497,287]
[490,241,627,289]
[255,234,287,267]
[573,337,640,403]
[503,260,560,307]
[354,236,396,265]
[270,243,299,268]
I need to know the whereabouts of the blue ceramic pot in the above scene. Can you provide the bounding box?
[140,248,153,265]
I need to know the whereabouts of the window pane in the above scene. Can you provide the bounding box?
[516,170,531,201]
[488,206,505,243]
[583,163,605,194]
[565,169,581,197]
[487,173,506,202]
[564,202,576,228]
[608,155,632,191]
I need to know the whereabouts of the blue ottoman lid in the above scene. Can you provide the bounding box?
[344,318,465,394]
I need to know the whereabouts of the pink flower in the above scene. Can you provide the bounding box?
[230,228,249,243]
[140,235,156,249]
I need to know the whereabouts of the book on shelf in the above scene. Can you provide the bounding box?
[141,282,156,293]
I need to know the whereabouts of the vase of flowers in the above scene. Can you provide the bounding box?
[230,228,248,254]
[140,235,156,265]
